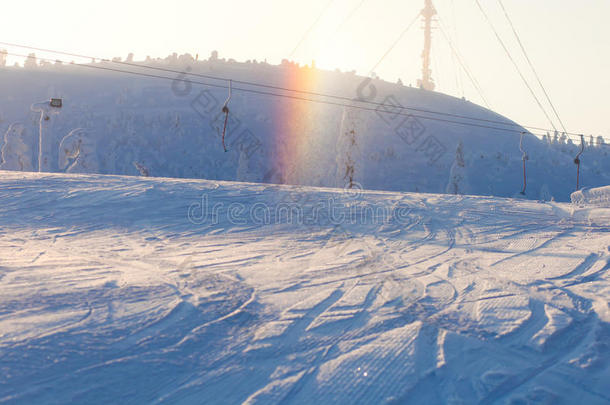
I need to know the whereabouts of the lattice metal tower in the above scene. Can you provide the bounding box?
[418,0,437,91]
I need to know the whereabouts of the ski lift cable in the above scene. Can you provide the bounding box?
[0,41,540,132]
[4,50,602,146]
[289,0,336,58]
[497,0,568,134]
[474,0,558,131]
[3,50,600,147]
[4,50,607,146]
[0,41,595,138]
[5,51,543,136]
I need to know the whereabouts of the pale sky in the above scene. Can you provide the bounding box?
[2,0,609,138]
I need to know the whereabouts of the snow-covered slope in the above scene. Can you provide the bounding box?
[1,56,609,201]
[1,171,609,404]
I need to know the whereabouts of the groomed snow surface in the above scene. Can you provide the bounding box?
[1,171,609,404]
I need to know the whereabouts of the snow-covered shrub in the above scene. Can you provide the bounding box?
[0,123,34,171]
[58,129,99,173]
[24,53,38,69]
[133,161,150,177]
[336,107,362,189]
[446,141,469,195]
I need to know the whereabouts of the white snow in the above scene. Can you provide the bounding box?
[1,57,609,201]
[571,185,610,207]
[1,171,609,404]
[0,124,33,171]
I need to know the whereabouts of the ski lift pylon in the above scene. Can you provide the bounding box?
[574,134,585,190]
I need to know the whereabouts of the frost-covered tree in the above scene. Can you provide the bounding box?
[0,124,34,171]
[539,184,553,201]
[336,107,362,189]
[542,132,551,145]
[236,148,251,182]
[24,53,37,69]
[166,53,178,65]
[235,140,265,183]
[552,130,559,145]
[446,141,469,195]
[58,129,98,173]
[178,53,195,65]
[596,136,605,148]
[0,49,7,67]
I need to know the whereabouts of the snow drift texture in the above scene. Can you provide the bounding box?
[0,53,609,201]
[571,185,610,207]
[1,171,609,404]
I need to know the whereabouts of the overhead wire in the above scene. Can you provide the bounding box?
[474,0,558,131]
[368,11,421,75]
[446,21,461,97]
[0,40,518,131]
[0,40,593,139]
[289,0,335,58]
[1,47,606,145]
[436,21,491,109]
[5,50,549,136]
[496,0,568,134]
[333,0,367,37]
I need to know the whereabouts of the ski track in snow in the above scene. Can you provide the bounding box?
[0,171,609,404]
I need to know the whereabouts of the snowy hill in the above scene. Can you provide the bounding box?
[1,171,609,404]
[1,55,609,201]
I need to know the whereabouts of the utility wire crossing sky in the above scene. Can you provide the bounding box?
[1,0,608,137]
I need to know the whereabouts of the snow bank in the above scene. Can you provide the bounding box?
[570,185,610,207]
[1,172,609,403]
